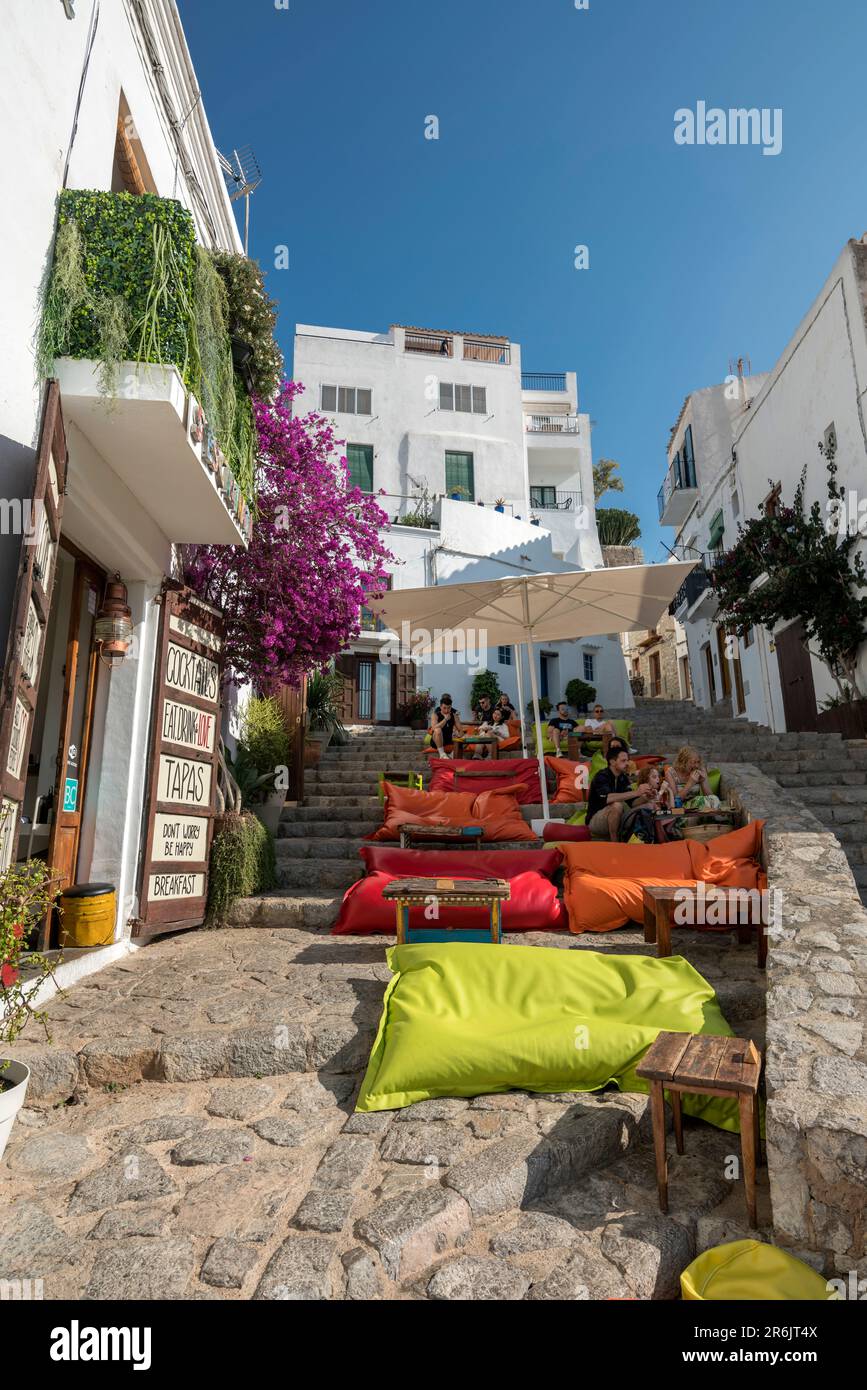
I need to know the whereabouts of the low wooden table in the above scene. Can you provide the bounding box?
[637,1030,763,1226]
[398,823,484,851]
[642,884,768,968]
[382,876,510,944]
[453,735,499,760]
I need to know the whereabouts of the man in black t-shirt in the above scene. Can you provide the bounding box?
[473,694,494,725]
[547,701,578,754]
[587,747,645,840]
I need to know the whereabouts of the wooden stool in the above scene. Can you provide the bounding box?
[637,1031,763,1227]
[382,876,510,944]
[642,884,768,968]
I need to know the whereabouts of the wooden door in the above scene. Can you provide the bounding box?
[702,644,716,704]
[0,382,67,870]
[45,553,105,891]
[273,677,306,800]
[776,621,818,732]
[715,626,732,700]
[730,633,746,715]
[393,660,417,723]
[334,655,358,722]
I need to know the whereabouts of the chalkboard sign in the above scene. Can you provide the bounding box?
[135,585,224,938]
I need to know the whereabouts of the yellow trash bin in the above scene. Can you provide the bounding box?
[681,1239,836,1301]
[59,883,116,948]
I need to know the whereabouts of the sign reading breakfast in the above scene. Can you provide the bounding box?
[138,588,224,937]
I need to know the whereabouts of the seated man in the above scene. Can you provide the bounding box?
[547,701,579,754]
[576,703,617,757]
[473,693,495,725]
[587,746,648,841]
[429,694,464,760]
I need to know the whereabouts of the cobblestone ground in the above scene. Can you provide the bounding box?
[0,926,770,1300]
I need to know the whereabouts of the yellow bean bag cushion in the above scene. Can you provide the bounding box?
[681,1240,836,1301]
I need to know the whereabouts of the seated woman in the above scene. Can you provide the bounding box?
[475,706,513,758]
[429,694,465,760]
[664,745,720,809]
[576,703,616,756]
[495,693,517,719]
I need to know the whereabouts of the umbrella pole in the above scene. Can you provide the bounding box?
[514,644,527,757]
[525,633,551,822]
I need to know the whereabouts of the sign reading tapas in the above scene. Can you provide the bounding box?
[157,753,212,807]
[164,641,219,704]
[161,697,216,753]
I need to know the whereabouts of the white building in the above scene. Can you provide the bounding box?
[292,324,632,719]
[0,0,247,979]
[663,235,867,732]
[661,368,768,717]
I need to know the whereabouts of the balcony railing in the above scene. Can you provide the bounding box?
[530,489,583,511]
[405,331,453,357]
[657,456,698,520]
[668,556,725,616]
[526,414,579,434]
[522,373,566,392]
[463,338,511,365]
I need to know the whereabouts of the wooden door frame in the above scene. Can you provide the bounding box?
[715,625,732,700]
[44,548,106,935]
[775,621,819,732]
[702,642,716,704]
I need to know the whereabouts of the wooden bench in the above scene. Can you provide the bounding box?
[642,884,768,968]
[637,1030,763,1226]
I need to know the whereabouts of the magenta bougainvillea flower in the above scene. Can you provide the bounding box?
[183,382,392,687]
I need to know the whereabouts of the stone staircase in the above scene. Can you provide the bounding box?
[612,698,867,901]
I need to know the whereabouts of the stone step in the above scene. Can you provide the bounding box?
[305,795,381,809]
[225,890,342,930]
[775,772,867,788]
[792,786,867,805]
[278,820,379,839]
[275,860,361,890]
[275,837,365,860]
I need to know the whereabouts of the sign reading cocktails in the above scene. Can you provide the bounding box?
[136,585,224,938]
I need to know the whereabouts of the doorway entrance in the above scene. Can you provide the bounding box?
[702,643,716,704]
[775,621,818,732]
[715,626,732,702]
[22,543,106,897]
[334,654,416,724]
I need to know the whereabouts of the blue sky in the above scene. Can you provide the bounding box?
[179,0,867,559]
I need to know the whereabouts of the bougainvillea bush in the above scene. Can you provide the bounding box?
[183,381,392,687]
[713,445,867,698]
[0,854,62,1052]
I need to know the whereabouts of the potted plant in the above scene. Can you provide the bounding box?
[565,677,597,714]
[1,854,63,1161]
[449,485,470,502]
[494,498,506,513]
[530,515,541,526]
[306,668,346,765]
[230,695,293,836]
[397,690,435,730]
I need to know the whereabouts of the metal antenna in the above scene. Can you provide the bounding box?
[217,146,262,254]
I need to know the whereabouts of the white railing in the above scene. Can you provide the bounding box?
[525,414,579,434]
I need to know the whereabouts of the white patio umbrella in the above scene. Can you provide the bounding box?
[372,561,696,820]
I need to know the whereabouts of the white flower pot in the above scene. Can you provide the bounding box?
[0,1061,30,1162]
[252,791,285,838]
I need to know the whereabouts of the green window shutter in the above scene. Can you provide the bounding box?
[445,451,474,500]
[708,509,725,550]
[347,443,373,492]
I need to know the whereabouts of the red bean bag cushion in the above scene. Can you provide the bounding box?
[543,823,591,842]
[544,756,590,804]
[428,758,541,804]
[332,847,567,934]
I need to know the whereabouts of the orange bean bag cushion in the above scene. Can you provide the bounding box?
[544,756,591,804]
[369,784,477,841]
[469,786,536,842]
[562,823,764,933]
[369,782,535,842]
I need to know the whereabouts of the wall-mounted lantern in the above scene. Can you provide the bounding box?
[94,575,134,668]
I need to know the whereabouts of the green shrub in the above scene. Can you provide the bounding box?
[469,670,501,710]
[239,696,292,783]
[565,678,596,711]
[596,507,641,546]
[205,811,276,925]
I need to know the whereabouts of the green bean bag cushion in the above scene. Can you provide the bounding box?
[532,726,558,755]
[567,804,588,825]
[356,942,739,1130]
[708,768,721,796]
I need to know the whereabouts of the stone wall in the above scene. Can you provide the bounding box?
[719,762,867,1276]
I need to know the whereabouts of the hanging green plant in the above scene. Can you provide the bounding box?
[211,250,283,398]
